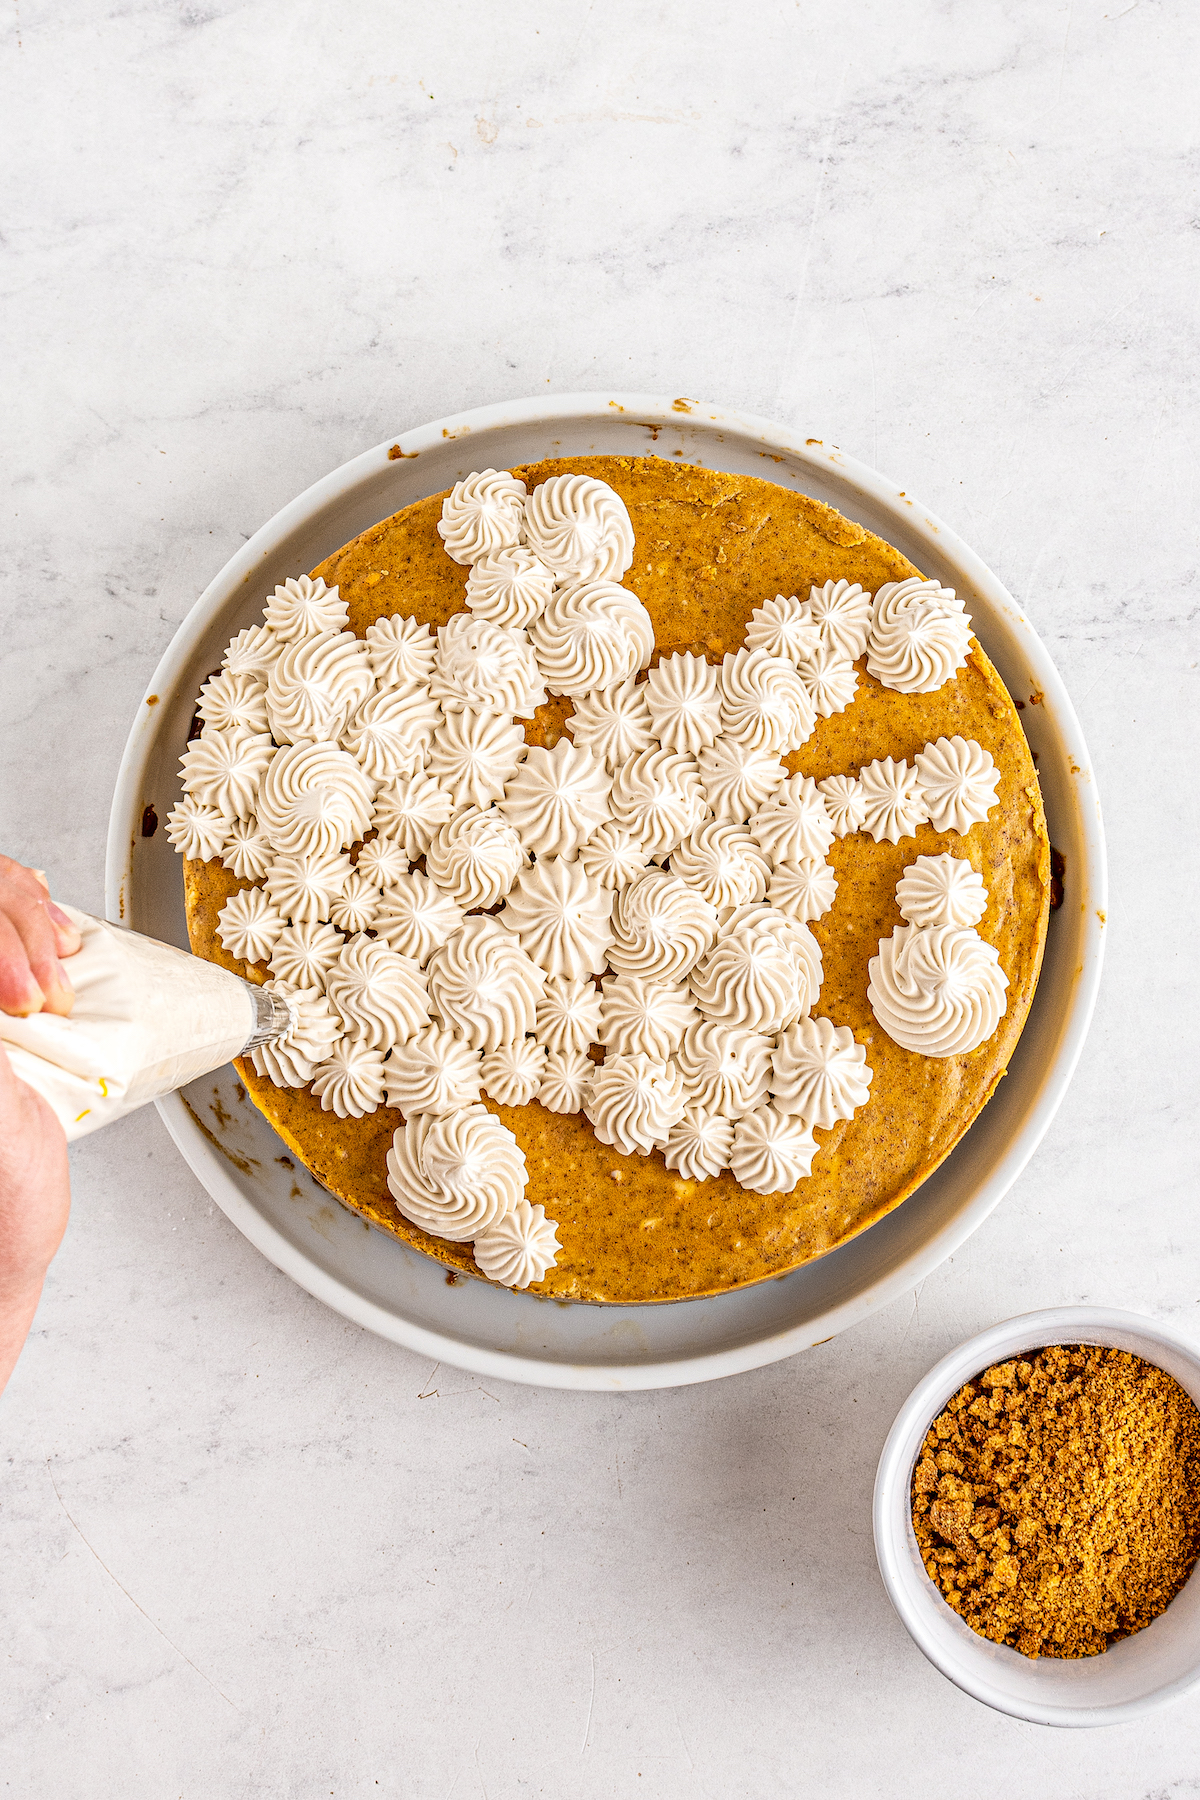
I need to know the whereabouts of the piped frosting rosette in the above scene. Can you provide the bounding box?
[426,915,546,1052]
[770,1017,873,1130]
[529,580,654,697]
[473,1200,562,1288]
[179,728,276,821]
[436,469,527,565]
[868,922,1008,1056]
[866,578,973,695]
[265,630,373,745]
[500,856,615,980]
[522,472,635,581]
[386,1105,528,1241]
[256,741,376,856]
[432,613,545,717]
[585,1052,686,1155]
[608,868,718,984]
[690,906,822,1035]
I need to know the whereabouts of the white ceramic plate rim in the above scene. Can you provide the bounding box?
[873,1307,1200,1726]
[106,392,1106,1390]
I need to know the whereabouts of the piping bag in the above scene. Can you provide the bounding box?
[0,906,292,1140]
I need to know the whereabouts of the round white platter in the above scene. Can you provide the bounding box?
[105,393,1106,1391]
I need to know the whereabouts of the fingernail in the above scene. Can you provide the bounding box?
[57,961,74,994]
[47,901,79,935]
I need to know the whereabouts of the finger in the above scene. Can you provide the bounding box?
[0,858,81,963]
[0,879,74,1016]
[0,911,44,1016]
[44,900,82,959]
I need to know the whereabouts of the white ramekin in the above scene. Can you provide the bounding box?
[874,1307,1200,1726]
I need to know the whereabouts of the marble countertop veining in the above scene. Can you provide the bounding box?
[3,1,1198,1794]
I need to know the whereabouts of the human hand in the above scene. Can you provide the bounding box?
[0,855,82,1016]
[0,857,80,1394]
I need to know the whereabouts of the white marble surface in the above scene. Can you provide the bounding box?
[2,0,1198,1791]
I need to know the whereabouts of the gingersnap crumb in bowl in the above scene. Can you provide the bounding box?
[873,1307,1200,1726]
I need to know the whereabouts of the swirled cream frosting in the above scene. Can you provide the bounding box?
[386,1105,527,1240]
[566,678,655,773]
[223,623,279,680]
[373,870,465,966]
[866,578,972,694]
[719,648,815,755]
[535,976,603,1054]
[529,580,654,698]
[427,707,526,812]
[464,545,556,629]
[857,757,928,845]
[250,981,338,1088]
[268,918,344,990]
[610,746,707,858]
[645,653,723,755]
[437,469,527,565]
[479,1038,548,1107]
[744,594,823,665]
[598,973,697,1061]
[537,1046,596,1114]
[263,848,352,923]
[216,885,284,965]
[473,1198,561,1289]
[425,805,524,909]
[689,912,807,1035]
[669,820,770,911]
[167,796,229,862]
[793,642,858,719]
[698,738,786,824]
[311,1037,387,1119]
[767,857,838,923]
[341,686,441,782]
[256,740,376,856]
[608,868,718,984]
[382,1023,482,1116]
[913,735,1000,834]
[770,1017,873,1129]
[895,854,988,929]
[578,820,651,890]
[802,579,873,660]
[431,612,545,718]
[676,1019,772,1120]
[585,1052,686,1155]
[326,933,431,1052]
[328,870,383,935]
[364,614,437,690]
[868,923,1009,1056]
[265,631,373,746]
[198,668,270,737]
[729,1105,817,1194]
[500,739,612,858]
[263,574,349,641]
[371,770,455,858]
[663,1105,734,1181]
[426,914,546,1052]
[750,774,834,865]
[523,473,635,581]
[220,817,274,882]
[180,728,276,821]
[816,774,866,837]
[354,834,410,889]
[500,856,614,980]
